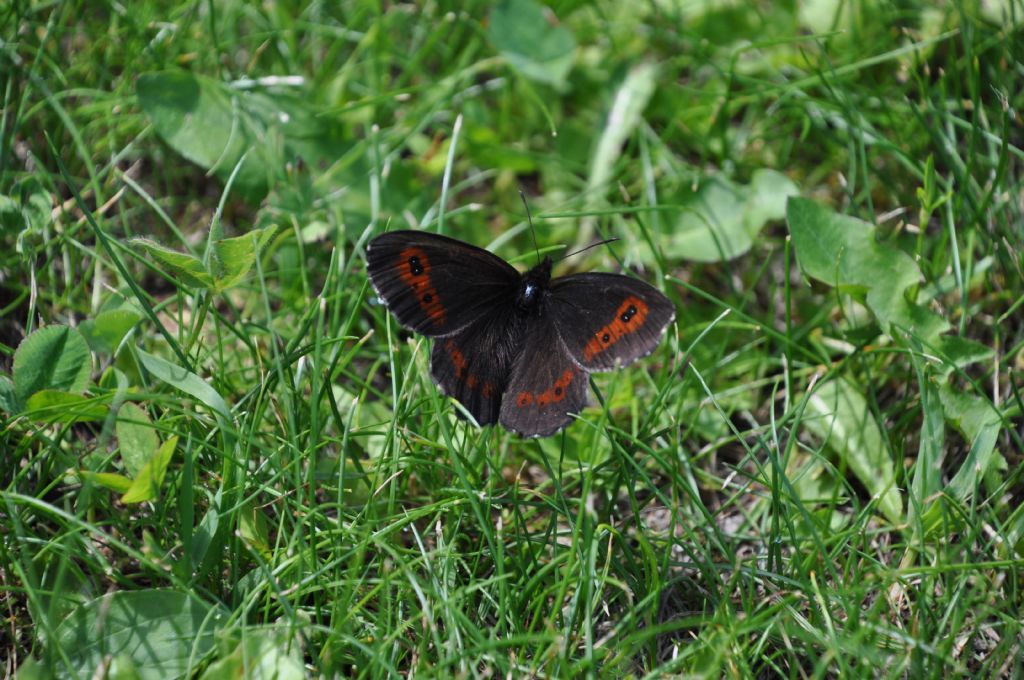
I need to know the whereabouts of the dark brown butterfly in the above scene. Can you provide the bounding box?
[366,231,675,437]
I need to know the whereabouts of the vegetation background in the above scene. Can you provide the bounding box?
[1,0,1022,677]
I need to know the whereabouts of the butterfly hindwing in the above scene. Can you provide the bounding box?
[367,230,519,336]
[431,309,525,426]
[547,273,675,371]
[499,319,589,438]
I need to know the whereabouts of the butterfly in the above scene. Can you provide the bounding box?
[366,230,676,437]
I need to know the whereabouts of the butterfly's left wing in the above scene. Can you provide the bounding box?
[367,230,520,337]
[431,308,526,426]
[499,318,589,438]
[547,273,675,372]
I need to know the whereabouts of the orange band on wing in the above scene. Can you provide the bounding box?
[445,339,467,376]
[582,296,650,361]
[398,247,447,327]
[515,367,577,408]
[443,340,495,397]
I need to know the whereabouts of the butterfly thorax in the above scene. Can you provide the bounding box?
[515,257,552,313]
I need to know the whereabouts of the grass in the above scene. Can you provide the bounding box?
[2,0,1023,677]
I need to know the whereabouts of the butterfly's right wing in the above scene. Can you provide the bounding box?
[499,318,589,438]
[547,272,675,372]
[367,230,520,337]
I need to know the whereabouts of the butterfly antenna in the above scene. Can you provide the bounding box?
[520,189,540,264]
[559,237,620,261]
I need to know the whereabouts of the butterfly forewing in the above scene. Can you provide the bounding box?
[499,320,589,438]
[367,231,519,336]
[548,273,675,372]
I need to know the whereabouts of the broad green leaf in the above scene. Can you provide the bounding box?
[199,627,305,680]
[19,177,54,232]
[54,589,227,680]
[24,390,108,423]
[138,71,349,201]
[799,0,849,34]
[684,2,796,50]
[784,454,843,507]
[137,71,273,200]
[787,197,918,291]
[133,239,214,289]
[667,179,747,261]
[489,0,576,89]
[122,436,177,504]
[787,197,949,344]
[0,375,17,414]
[804,378,903,524]
[191,504,219,571]
[935,335,994,373]
[79,471,133,493]
[2,178,53,239]
[80,309,142,355]
[13,325,91,404]
[1007,502,1024,558]
[946,421,1001,500]
[136,349,231,421]
[914,384,1003,536]
[938,386,1003,502]
[0,194,19,233]
[940,387,1001,442]
[980,0,1024,27]
[463,121,539,172]
[14,657,48,680]
[866,284,949,346]
[117,402,159,476]
[908,375,945,531]
[212,226,277,290]
[331,384,394,461]
[665,171,798,262]
[238,502,272,560]
[744,169,800,234]
[105,655,144,680]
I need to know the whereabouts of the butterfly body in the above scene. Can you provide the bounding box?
[514,259,551,312]
[367,230,675,437]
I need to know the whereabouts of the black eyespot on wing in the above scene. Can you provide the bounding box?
[547,273,675,371]
[366,230,520,337]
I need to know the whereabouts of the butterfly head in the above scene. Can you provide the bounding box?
[516,257,552,313]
